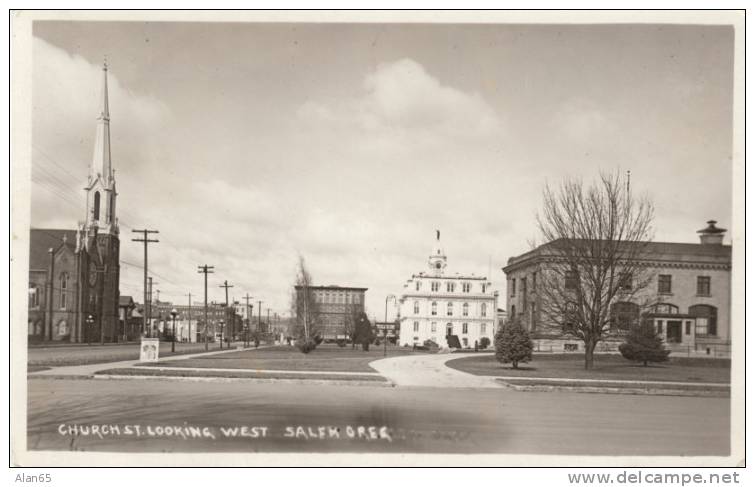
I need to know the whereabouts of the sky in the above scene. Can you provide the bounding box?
[28,21,735,320]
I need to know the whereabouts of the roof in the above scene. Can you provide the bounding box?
[29,229,77,271]
[504,238,731,271]
[295,285,368,291]
[119,296,135,307]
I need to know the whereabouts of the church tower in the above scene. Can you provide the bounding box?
[428,230,447,276]
[75,60,121,343]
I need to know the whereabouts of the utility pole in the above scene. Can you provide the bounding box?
[219,280,234,344]
[198,265,214,351]
[185,293,192,343]
[243,293,253,347]
[132,229,159,337]
[266,308,270,334]
[147,277,158,337]
[257,300,263,332]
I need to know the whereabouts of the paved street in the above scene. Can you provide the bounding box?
[27,378,730,455]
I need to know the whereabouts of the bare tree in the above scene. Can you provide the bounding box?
[342,309,359,349]
[291,256,320,343]
[536,171,655,369]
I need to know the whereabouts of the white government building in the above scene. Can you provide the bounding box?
[398,232,499,348]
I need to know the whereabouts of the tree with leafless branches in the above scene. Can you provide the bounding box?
[291,256,321,349]
[535,171,655,369]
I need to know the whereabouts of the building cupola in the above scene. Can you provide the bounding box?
[428,229,447,275]
[697,220,726,245]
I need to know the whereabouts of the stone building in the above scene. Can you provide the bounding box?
[502,221,732,355]
[294,285,367,339]
[398,232,498,348]
[28,62,121,343]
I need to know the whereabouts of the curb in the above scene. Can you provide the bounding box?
[92,374,395,387]
[496,379,730,397]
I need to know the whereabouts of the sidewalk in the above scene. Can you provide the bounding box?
[369,353,502,388]
[29,345,255,377]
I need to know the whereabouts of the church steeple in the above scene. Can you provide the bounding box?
[83,58,118,236]
[90,59,112,184]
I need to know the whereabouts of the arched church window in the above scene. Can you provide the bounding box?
[29,284,39,308]
[59,273,68,310]
[109,192,115,221]
[93,192,101,220]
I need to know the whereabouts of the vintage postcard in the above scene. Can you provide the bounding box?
[9,10,745,467]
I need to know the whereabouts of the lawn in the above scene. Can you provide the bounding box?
[446,353,730,384]
[27,341,224,367]
[93,367,387,382]
[142,343,430,372]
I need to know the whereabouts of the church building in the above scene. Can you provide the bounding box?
[397,232,499,348]
[28,61,121,343]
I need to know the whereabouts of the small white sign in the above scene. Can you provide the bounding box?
[139,338,160,362]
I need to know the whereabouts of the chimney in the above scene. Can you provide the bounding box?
[697,220,726,245]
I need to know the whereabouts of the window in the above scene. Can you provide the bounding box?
[29,284,39,308]
[510,279,516,296]
[462,282,471,293]
[480,323,487,335]
[462,303,469,316]
[413,321,419,332]
[658,274,672,294]
[415,281,421,291]
[447,302,453,316]
[431,322,437,332]
[446,282,455,293]
[109,192,115,221]
[697,276,711,296]
[431,281,440,292]
[431,302,437,316]
[481,303,487,317]
[690,304,717,336]
[565,271,579,290]
[59,273,68,310]
[511,305,516,317]
[93,191,100,220]
[446,323,453,336]
[481,283,487,293]
[610,301,639,330]
[522,277,527,295]
[462,323,468,334]
[619,273,633,291]
[532,271,537,289]
[413,301,420,314]
[685,321,691,335]
[651,303,679,315]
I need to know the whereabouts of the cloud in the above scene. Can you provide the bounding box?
[550,97,612,141]
[297,58,503,141]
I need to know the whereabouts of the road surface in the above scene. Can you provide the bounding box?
[26,378,730,455]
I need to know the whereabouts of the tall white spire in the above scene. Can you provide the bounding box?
[83,57,118,236]
[90,58,112,184]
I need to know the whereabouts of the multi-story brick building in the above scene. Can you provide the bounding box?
[28,62,121,343]
[294,285,367,339]
[502,221,732,355]
[398,232,498,348]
